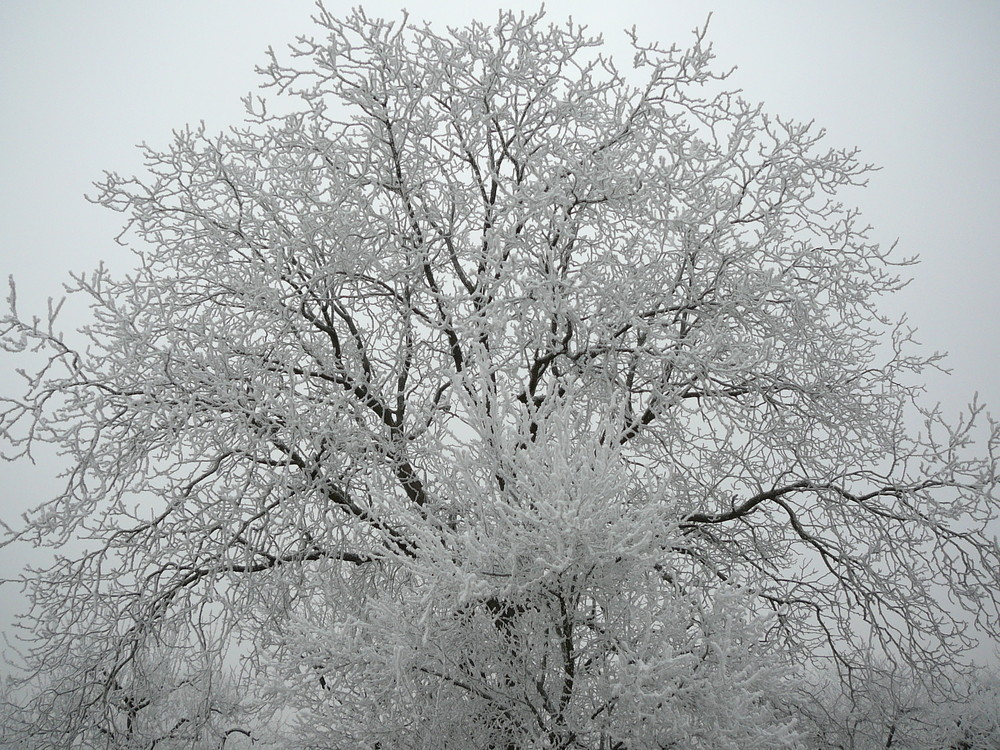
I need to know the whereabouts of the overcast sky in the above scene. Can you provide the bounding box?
[1,1,998,658]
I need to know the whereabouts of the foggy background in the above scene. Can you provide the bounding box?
[1,1,998,664]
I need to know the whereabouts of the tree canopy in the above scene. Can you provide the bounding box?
[2,8,999,749]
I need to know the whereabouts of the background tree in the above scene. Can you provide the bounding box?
[2,7,999,748]
[797,662,1000,750]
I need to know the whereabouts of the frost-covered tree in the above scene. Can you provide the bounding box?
[3,7,999,748]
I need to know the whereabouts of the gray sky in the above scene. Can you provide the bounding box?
[1,1,998,658]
